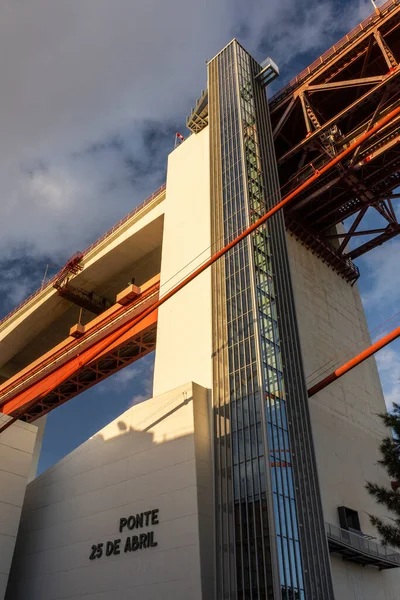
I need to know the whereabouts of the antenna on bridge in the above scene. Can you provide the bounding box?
[41,263,59,288]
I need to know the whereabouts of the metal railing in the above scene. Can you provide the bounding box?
[0,184,166,329]
[326,521,400,565]
[270,0,399,105]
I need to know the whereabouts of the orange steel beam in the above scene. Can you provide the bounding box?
[0,310,158,422]
[1,106,399,434]
[0,278,160,402]
[0,280,159,421]
[308,325,400,398]
[2,312,157,422]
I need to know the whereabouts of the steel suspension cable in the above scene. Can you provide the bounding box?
[308,325,400,397]
[306,310,400,384]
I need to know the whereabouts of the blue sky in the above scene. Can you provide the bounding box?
[0,0,398,474]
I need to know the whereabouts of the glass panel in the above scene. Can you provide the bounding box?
[214,41,305,599]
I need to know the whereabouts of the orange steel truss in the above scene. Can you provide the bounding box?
[270,0,400,279]
[1,313,157,423]
[0,279,159,424]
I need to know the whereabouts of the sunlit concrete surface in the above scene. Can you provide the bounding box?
[6,382,213,600]
[0,415,38,600]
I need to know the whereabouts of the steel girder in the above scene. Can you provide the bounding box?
[0,283,160,424]
[19,318,157,423]
[270,0,400,275]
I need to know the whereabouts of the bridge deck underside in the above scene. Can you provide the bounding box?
[270,0,400,280]
[15,317,157,423]
[0,284,159,424]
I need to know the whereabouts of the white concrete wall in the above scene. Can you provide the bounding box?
[28,416,46,483]
[330,555,399,600]
[6,382,214,600]
[153,129,212,396]
[0,415,38,600]
[287,234,400,598]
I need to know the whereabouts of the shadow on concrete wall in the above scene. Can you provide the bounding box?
[5,387,214,600]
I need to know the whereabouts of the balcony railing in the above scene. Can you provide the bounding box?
[326,521,400,570]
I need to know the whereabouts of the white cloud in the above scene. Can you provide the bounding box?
[131,356,155,405]
[0,261,43,314]
[0,277,31,309]
[112,364,143,387]
[375,347,400,411]
[360,239,400,316]
[234,0,378,74]
[359,238,400,411]
[113,356,153,386]
[101,352,155,406]
[0,0,376,264]
[131,393,150,407]
[1,139,163,259]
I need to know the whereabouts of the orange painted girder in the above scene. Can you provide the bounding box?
[20,318,157,423]
[1,310,157,416]
[0,278,160,400]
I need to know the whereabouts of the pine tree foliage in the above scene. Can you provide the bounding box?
[366,402,400,548]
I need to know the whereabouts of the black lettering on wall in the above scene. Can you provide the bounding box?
[131,535,139,551]
[136,513,144,528]
[89,543,104,560]
[90,510,160,560]
[113,539,121,555]
[119,518,127,533]
[148,531,158,547]
[106,541,114,556]
[124,537,132,553]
